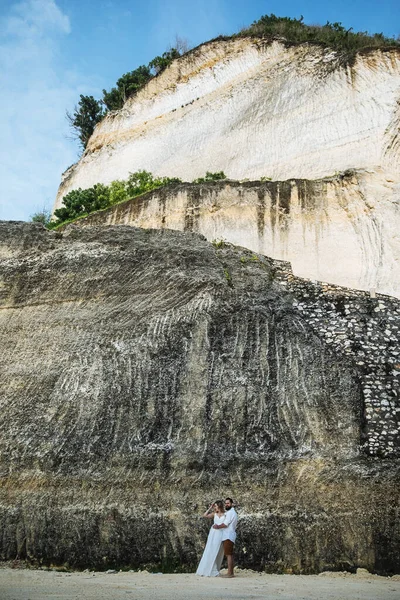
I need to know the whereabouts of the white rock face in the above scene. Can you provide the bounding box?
[54,38,400,296]
[55,38,400,207]
[72,169,400,298]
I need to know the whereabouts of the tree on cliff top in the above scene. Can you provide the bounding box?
[67,94,104,150]
[69,45,185,146]
[102,48,182,112]
[102,65,152,111]
[148,48,181,75]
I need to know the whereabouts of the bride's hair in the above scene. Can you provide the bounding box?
[214,500,225,512]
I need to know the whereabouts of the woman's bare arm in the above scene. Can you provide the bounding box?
[202,504,215,518]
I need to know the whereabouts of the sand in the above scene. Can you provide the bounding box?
[0,567,399,600]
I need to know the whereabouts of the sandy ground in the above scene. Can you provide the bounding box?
[0,567,399,600]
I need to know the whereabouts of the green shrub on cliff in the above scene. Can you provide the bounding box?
[242,14,399,51]
[30,208,52,226]
[52,171,230,227]
[131,171,182,196]
[102,50,182,112]
[193,171,227,184]
[53,171,182,225]
[148,48,181,75]
[69,46,185,147]
[102,65,152,111]
[108,180,128,205]
[53,183,110,222]
[67,95,105,150]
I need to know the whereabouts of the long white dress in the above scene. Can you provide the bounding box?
[196,513,225,576]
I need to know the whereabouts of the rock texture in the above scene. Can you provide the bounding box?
[0,222,399,573]
[54,38,400,298]
[55,39,400,207]
[69,171,400,299]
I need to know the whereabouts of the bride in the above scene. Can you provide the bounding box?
[196,500,225,577]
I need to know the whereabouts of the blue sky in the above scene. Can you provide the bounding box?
[0,0,399,221]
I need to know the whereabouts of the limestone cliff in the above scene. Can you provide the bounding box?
[54,38,400,297]
[68,171,400,299]
[0,222,399,573]
[55,39,400,204]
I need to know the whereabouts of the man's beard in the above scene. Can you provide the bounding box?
[225,506,232,511]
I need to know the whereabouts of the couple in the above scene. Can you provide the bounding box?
[196,497,237,578]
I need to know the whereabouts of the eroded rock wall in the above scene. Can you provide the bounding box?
[0,222,399,573]
[53,39,400,302]
[54,39,400,210]
[66,171,400,299]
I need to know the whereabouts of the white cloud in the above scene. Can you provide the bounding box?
[0,1,88,221]
[5,0,70,37]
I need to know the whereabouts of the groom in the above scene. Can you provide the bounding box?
[213,497,238,577]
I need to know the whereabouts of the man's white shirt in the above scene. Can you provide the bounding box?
[222,508,237,543]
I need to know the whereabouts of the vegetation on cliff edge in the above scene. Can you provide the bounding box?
[67,14,399,152]
[46,171,227,228]
[242,14,399,51]
[68,45,186,150]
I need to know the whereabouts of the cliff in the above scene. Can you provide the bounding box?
[55,39,400,206]
[67,171,400,299]
[0,222,399,573]
[54,38,400,296]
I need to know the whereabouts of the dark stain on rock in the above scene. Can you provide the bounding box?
[298,180,311,210]
[297,179,326,212]
[278,182,291,213]
[159,195,167,227]
[256,189,266,237]
[184,187,202,232]
[267,181,291,231]
[278,181,292,231]
[268,181,278,230]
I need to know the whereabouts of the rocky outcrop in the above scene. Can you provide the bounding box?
[0,222,399,573]
[54,39,400,210]
[64,170,400,299]
[54,39,400,299]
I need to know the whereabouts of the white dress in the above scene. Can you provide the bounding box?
[196,513,225,576]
